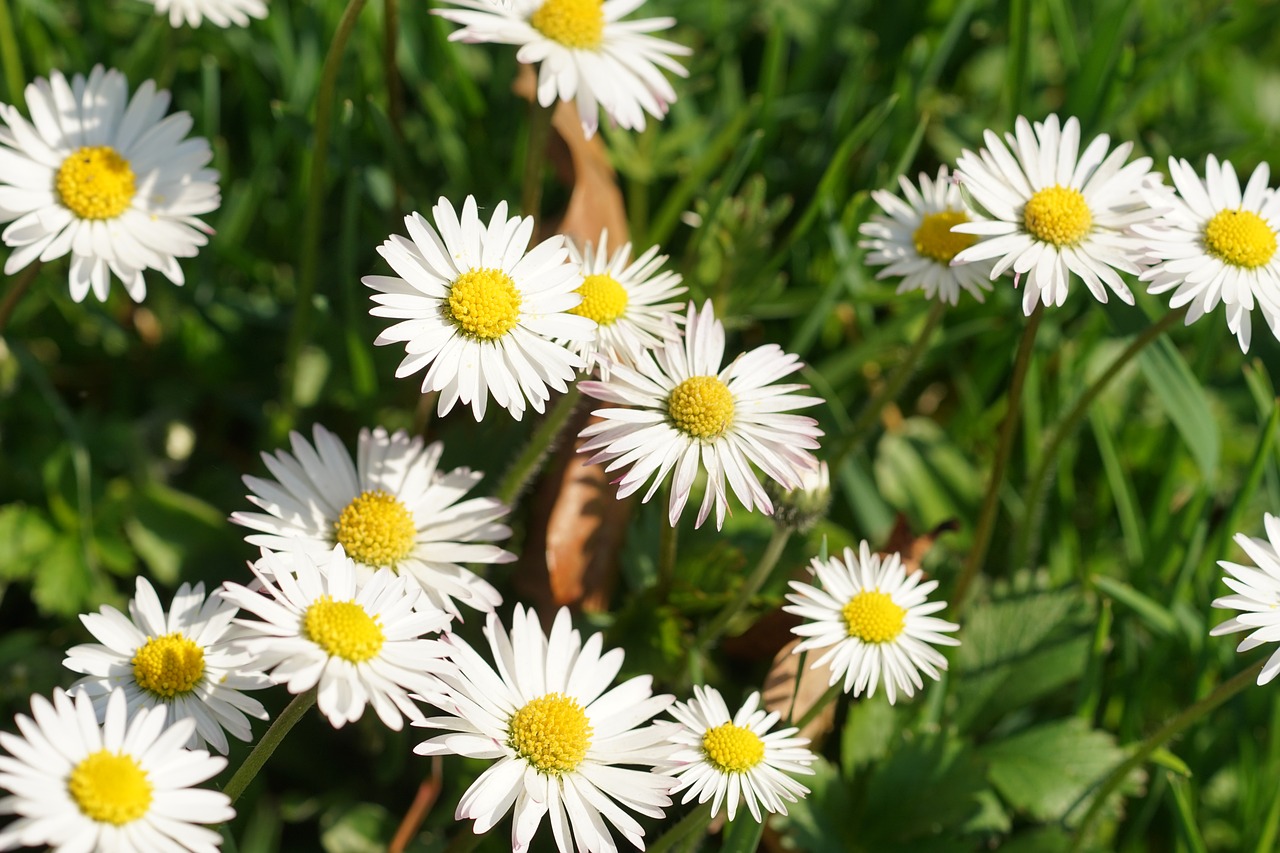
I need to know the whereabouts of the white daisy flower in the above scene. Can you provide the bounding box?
[1134,156,1280,352]
[0,66,219,302]
[414,605,676,853]
[951,114,1159,314]
[563,228,685,378]
[219,547,453,730]
[665,686,815,823]
[858,165,995,304]
[784,541,960,704]
[0,688,233,853]
[578,300,823,530]
[62,576,271,756]
[434,0,691,137]
[363,196,595,421]
[1210,512,1280,685]
[141,0,268,27]
[231,424,515,618]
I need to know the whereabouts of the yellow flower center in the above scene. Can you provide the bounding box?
[842,590,907,644]
[55,145,136,221]
[912,210,977,264]
[1022,185,1092,246]
[701,722,766,773]
[1203,209,1278,269]
[570,273,629,325]
[446,268,523,341]
[530,0,605,50]
[508,692,593,775]
[67,750,153,826]
[130,633,205,699]
[303,596,385,663]
[334,489,417,568]
[667,375,735,439]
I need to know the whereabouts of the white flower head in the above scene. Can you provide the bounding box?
[434,0,691,138]
[0,688,233,853]
[63,576,271,755]
[363,196,595,421]
[784,542,960,704]
[1211,512,1280,684]
[0,66,219,302]
[141,0,268,27]
[414,605,677,853]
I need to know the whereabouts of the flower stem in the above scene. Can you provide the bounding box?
[495,385,582,507]
[647,802,713,853]
[0,260,42,335]
[521,100,554,220]
[656,486,679,597]
[222,688,317,804]
[0,0,23,106]
[696,527,791,652]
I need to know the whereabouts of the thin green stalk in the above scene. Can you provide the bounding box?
[0,260,42,335]
[1005,0,1031,126]
[222,688,317,803]
[383,0,406,214]
[657,485,679,596]
[793,682,842,732]
[647,802,713,853]
[495,385,582,507]
[521,100,554,220]
[696,527,791,652]
[953,306,1043,611]
[0,0,23,106]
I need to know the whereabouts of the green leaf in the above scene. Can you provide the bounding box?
[319,802,394,853]
[1090,574,1179,638]
[873,417,981,526]
[1137,335,1220,483]
[0,503,57,581]
[125,482,230,585]
[30,537,98,618]
[840,694,899,773]
[721,813,766,853]
[859,733,989,846]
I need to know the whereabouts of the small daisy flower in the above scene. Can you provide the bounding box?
[434,0,691,137]
[0,688,233,853]
[859,166,995,305]
[578,300,823,530]
[219,547,453,730]
[665,686,816,823]
[1134,156,1280,352]
[414,605,676,853]
[231,424,514,617]
[141,0,268,27]
[951,114,1159,314]
[62,576,270,755]
[562,228,685,378]
[784,542,960,704]
[363,196,595,421]
[1210,512,1280,684]
[0,66,219,302]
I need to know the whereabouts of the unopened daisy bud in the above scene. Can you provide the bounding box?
[765,460,831,532]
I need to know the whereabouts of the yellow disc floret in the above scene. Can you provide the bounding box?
[1023,185,1092,246]
[67,750,152,826]
[303,596,385,663]
[446,269,522,341]
[55,146,136,221]
[131,633,205,699]
[508,692,593,775]
[1203,209,1277,269]
[334,489,417,567]
[842,590,907,644]
[701,722,766,773]
[667,376,735,440]
[530,0,605,50]
[570,274,629,325]
[913,210,977,264]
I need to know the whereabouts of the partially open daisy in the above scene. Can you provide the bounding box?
[364,196,594,421]
[231,424,514,617]
[434,0,690,137]
[141,0,268,27]
[219,547,452,730]
[665,686,816,823]
[784,542,960,704]
[0,66,219,302]
[859,166,994,305]
[1210,512,1280,685]
[1134,156,1280,352]
[63,576,270,755]
[578,300,823,530]
[414,605,676,853]
[0,688,232,852]
[951,114,1159,314]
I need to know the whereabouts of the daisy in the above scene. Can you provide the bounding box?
[363,196,595,421]
[951,114,1160,314]
[1210,512,1280,684]
[219,546,453,730]
[140,0,268,27]
[858,165,995,305]
[665,686,816,822]
[414,605,676,853]
[231,423,515,617]
[562,228,685,378]
[0,688,232,853]
[1134,156,1280,352]
[434,0,690,137]
[578,300,823,530]
[63,576,271,755]
[0,66,219,302]
[784,541,960,703]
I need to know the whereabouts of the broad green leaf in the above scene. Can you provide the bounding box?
[840,694,899,773]
[320,802,394,853]
[1137,335,1220,483]
[874,417,981,527]
[0,503,57,581]
[30,537,97,618]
